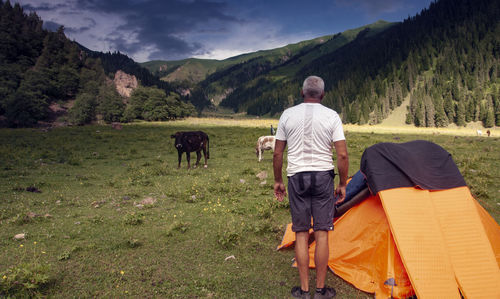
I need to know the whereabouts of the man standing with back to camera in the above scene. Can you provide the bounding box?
[273,76,349,299]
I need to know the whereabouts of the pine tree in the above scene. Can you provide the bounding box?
[405,105,413,124]
[415,98,426,127]
[456,101,466,126]
[494,92,500,126]
[465,97,475,122]
[424,95,435,127]
[484,107,495,128]
[443,92,455,122]
[483,95,495,128]
[434,98,448,127]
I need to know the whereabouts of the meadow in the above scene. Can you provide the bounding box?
[0,119,498,298]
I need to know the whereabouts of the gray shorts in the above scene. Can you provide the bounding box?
[288,170,335,232]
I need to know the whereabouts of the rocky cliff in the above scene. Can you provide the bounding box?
[114,70,138,97]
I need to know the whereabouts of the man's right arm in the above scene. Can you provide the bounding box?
[273,139,287,202]
[333,139,349,204]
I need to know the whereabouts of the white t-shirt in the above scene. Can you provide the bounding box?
[275,103,345,176]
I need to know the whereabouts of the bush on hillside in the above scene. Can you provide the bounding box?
[96,85,125,123]
[68,93,96,125]
[123,86,195,122]
[4,69,50,127]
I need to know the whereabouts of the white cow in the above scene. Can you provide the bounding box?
[255,136,276,162]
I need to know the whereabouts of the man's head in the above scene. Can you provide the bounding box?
[302,76,324,100]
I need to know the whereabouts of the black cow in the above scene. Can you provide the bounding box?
[170,131,210,169]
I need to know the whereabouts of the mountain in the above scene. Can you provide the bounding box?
[140,31,348,84]
[187,0,499,128]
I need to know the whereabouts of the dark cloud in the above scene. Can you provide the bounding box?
[42,20,62,31]
[84,17,97,27]
[65,26,91,34]
[65,18,97,34]
[149,41,208,61]
[75,0,241,60]
[104,30,200,60]
[334,0,403,15]
[21,2,68,12]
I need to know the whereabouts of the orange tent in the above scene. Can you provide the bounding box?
[277,187,500,298]
[277,141,500,298]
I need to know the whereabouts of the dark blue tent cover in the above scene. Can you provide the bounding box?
[360,140,466,194]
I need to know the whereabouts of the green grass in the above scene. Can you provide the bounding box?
[0,123,498,297]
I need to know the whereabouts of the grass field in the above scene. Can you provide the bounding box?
[0,119,498,298]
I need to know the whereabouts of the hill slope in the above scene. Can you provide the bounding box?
[141,58,226,83]
[140,32,345,84]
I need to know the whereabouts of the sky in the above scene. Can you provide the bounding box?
[17,0,434,62]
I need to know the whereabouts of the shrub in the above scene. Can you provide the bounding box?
[216,219,241,249]
[96,85,125,123]
[1,241,52,298]
[124,212,144,225]
[217,229,241,249]
[0,263,51,297]
[165,220,190,236]
[123,86,195,122]
[68,92,96,125]
[126,239,142,248]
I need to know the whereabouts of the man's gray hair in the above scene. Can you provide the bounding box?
[302,76,324,98]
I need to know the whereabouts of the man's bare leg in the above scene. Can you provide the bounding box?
[295,231,310,292]
[314,230,329,289]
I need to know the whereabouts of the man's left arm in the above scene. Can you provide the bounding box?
[333,140,349,204]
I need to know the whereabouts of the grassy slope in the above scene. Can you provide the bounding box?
[379,95,412,127]
[140,59,226,83]
[0,122,498,298]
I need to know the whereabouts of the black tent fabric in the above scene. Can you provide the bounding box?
[360,140,466,194]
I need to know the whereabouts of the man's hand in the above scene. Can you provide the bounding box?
[334,184,346,204]
[274,182,287,202]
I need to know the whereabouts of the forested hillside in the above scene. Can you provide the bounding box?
[0,0,195,127]
[196,0,499,128]
[193,21,393,111]
[80,46,177,94]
